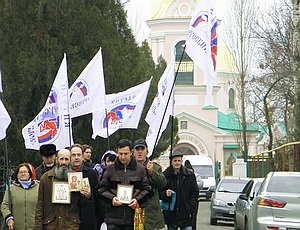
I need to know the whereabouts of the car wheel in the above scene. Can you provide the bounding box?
[210,215,217,225]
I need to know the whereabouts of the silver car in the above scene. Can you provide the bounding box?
[249,171,300,230]
[234,178,264,230]
[210,177,250,225]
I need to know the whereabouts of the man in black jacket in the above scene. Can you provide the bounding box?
[98,139,151,230]
[70,144,100,230]
[161,151,199,230]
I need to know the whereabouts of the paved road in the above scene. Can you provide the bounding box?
[197,200,234,230]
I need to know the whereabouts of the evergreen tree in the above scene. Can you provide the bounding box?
[0,0,178,167]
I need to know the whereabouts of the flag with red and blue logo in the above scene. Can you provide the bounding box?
[22,54,73,150]
[185,0,218,98]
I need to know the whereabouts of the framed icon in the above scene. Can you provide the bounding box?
[117,184,133,204]
[52,182,71,204]
[81,177,90,190]
[68,172,83,192]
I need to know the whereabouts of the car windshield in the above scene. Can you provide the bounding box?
[217,179,249,193]
[193,165,213,177]
[266,176,300,193]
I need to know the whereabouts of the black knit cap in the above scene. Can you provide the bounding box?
[39,144,56,156]
[184,160,193,170]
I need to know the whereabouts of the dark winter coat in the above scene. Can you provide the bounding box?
[161,165,199,228]
[35,163,54,180]
[98,156,151,226]
[79,165,100,230]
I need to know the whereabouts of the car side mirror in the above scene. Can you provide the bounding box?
[239,194,248,201]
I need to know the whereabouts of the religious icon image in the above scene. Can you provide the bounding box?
[68,172,82,192]
[117,184,133,204]
[52,182,70,204]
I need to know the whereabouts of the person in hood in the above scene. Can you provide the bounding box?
[93,150,117,179]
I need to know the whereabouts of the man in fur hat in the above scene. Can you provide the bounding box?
[35,144,57,180]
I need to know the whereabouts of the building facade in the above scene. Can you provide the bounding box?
[147,0,263,177]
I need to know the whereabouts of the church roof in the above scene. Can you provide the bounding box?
[217,112,259,132]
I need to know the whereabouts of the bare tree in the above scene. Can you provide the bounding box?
[223,0,259,162]
[292,0,300,170]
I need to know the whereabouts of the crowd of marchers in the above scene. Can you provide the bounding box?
[0,139,201,230]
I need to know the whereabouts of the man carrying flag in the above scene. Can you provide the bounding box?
[185,0,218,101]
[22,54,73,150]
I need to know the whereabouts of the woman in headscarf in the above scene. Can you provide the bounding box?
[1,163,39,230]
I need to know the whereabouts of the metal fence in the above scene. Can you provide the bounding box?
[247,141,300,178]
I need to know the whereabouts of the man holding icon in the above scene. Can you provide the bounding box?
[98,139,151,230]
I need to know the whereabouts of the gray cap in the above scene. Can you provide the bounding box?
[169,151,183,159]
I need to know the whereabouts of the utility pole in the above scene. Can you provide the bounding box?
[292,0,300,171]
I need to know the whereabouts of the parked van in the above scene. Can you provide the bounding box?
[183,155,216,200]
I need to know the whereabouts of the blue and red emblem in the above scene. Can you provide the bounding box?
[211,20,218,71]
[37,90,60,143]
[103,104,136,128]
[70,81,88,98]
[192,13,208,28]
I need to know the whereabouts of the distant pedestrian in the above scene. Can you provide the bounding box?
[82,144,95,168]
[184,160,202,230]
[1,163,39,230]
[161,151,199,230]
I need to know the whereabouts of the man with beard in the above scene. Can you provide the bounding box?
[69,144,100,230]
[35,148,84,230]
[35,144,56,180]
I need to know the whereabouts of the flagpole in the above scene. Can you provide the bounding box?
[150,45,186,159]
[64,53,73,148]
[105,108,110,150]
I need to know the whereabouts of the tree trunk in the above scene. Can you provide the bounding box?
[292,0,300,171]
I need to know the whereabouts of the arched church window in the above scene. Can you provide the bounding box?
[229,88,235,109]
[175,40,194,85]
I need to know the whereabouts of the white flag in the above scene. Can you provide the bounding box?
[22,54,73,150]
[0,68,11,140]
[0,100,11,140]
[69,48,106,118]
[185,0,217,96]
[145,57,175,156]
[92,78,152,138]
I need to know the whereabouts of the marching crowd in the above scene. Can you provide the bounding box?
[0,139,200,230]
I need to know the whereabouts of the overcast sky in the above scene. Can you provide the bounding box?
[122,0,277,44]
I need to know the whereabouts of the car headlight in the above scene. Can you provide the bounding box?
[213,199,226,206]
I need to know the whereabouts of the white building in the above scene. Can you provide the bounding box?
[146,0,262,177]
